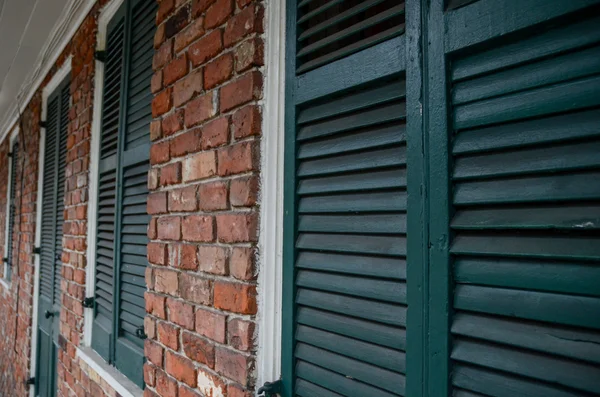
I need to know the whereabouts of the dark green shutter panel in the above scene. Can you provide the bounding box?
[114,0,155,385]
[296,0,405,73]
[285,2,407,396]
[6,140,19,282]
[92,0,155,386]
[39,79,68,306]
[447,5,600,396]
[92,3,125,362]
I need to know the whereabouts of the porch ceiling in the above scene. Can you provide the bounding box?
[0,0,70,133]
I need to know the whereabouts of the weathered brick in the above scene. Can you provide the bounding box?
[184,91,215,127]
[198,245,227,275]
[215,347,252,385]
[162,109,184,136]
[189,29,222,67]
[165,6,191,40]
[192,0,216,17]
[145,340,164,366]
[164,54,189,86]
[158,216,182,240]
[166,351,197,387]
[170,128,202,157]
[148,242,168,266]
[205,0,233,29]
[173,69,203,107]
[198,180,228,211]
[160,162,182,186]
[150,140,170,165]
[146,292,167,319]
[230,175,258,207]
[230,247,255,280]
[167,298,195,329]
[182,215,215,242]
[213,282,257,314]
[223,4,262,47]
[148,192,168,214]
[234,38,264,73]
[175,17,205,53]
[151,120,162,141]
[168,185,198,212]
[201,116,229,149]
[158,322,180,350]
[152,87,173,117]
[195,307,226,343]
[216,213,257,243]
[228,318,255,351]
[157,0,175,25]
[155,268,179,296]
[182,151,216,182]
[219,71,262,112]
[144,363,156,387]
[182,331,215,368]
[179,273,212,305]
[204,53,233,89]
[151,70,163,93]
[179,385,203,397]
[232,105,261,139]
[155,369,177,397]
[153,40,174,70]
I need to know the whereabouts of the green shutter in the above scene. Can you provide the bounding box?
[5,139,18,282]
[284,1,407,396]
[92,0,155,386]
[92,2,126,362]
[445,2,600,395]
[36,75,69,397]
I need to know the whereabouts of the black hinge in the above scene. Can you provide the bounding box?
[33,247,41,255]
[82,297,95,308]
[257,380,282,397]
[25,377,35,386]
[135,326,147,340]
[39,121,47,129]
[2,257,7,263]
[94,50,106,62]
[7,152,12,158]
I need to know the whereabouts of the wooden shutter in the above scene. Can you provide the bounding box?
[92,0,155,386]
[284,2,407,396]
[113,0,155,384]
[435,2,600,396]
[92,3,126,362]
[5,140,18,281]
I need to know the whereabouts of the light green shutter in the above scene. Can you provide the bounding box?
[92,0,155,387]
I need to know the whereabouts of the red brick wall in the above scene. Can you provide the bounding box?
[0,0,265,396]
[145,0,264,396]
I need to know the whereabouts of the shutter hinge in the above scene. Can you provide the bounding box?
[25,377,35,387]
[82,296,95,309]
[257,380,282,397]
[7,152,12,158]
[2,257,7,263]
[135,326,147,340]
[33,247,41,255]
[39,121,47,129]
[94,51,106,63]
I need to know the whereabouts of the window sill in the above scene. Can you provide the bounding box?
[77,346,143,397]
[0,278,11,292]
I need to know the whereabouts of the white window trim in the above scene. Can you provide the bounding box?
[257,0,286,388]
[81,0,143,395]
[1,127,20,291]
[28,57,73,397]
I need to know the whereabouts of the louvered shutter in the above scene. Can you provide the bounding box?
[443,2,600,396]
[92,3,125,362]
[5,140,18,282]
[91,0,155,386]
[284,2,407,396]
[113,0,155,384]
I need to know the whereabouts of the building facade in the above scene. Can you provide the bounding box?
[0,0,598,397]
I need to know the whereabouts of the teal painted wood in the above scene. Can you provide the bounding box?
[404,0,426,396]
[91,0,154,386]
[446,1,600,395]
[424,1,451,396]
[284,1,408,395]
[36,74,70,397]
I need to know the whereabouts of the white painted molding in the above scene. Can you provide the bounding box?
[2,127,19,286]
[77,347,143,397]
[0,0,96,146]
[84,0,124,347]
[257,0,286,388]
[28,59,73,397]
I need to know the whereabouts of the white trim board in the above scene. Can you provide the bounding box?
[257,0,286,388]
[29,58,73,397]
[0,0,96,147]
